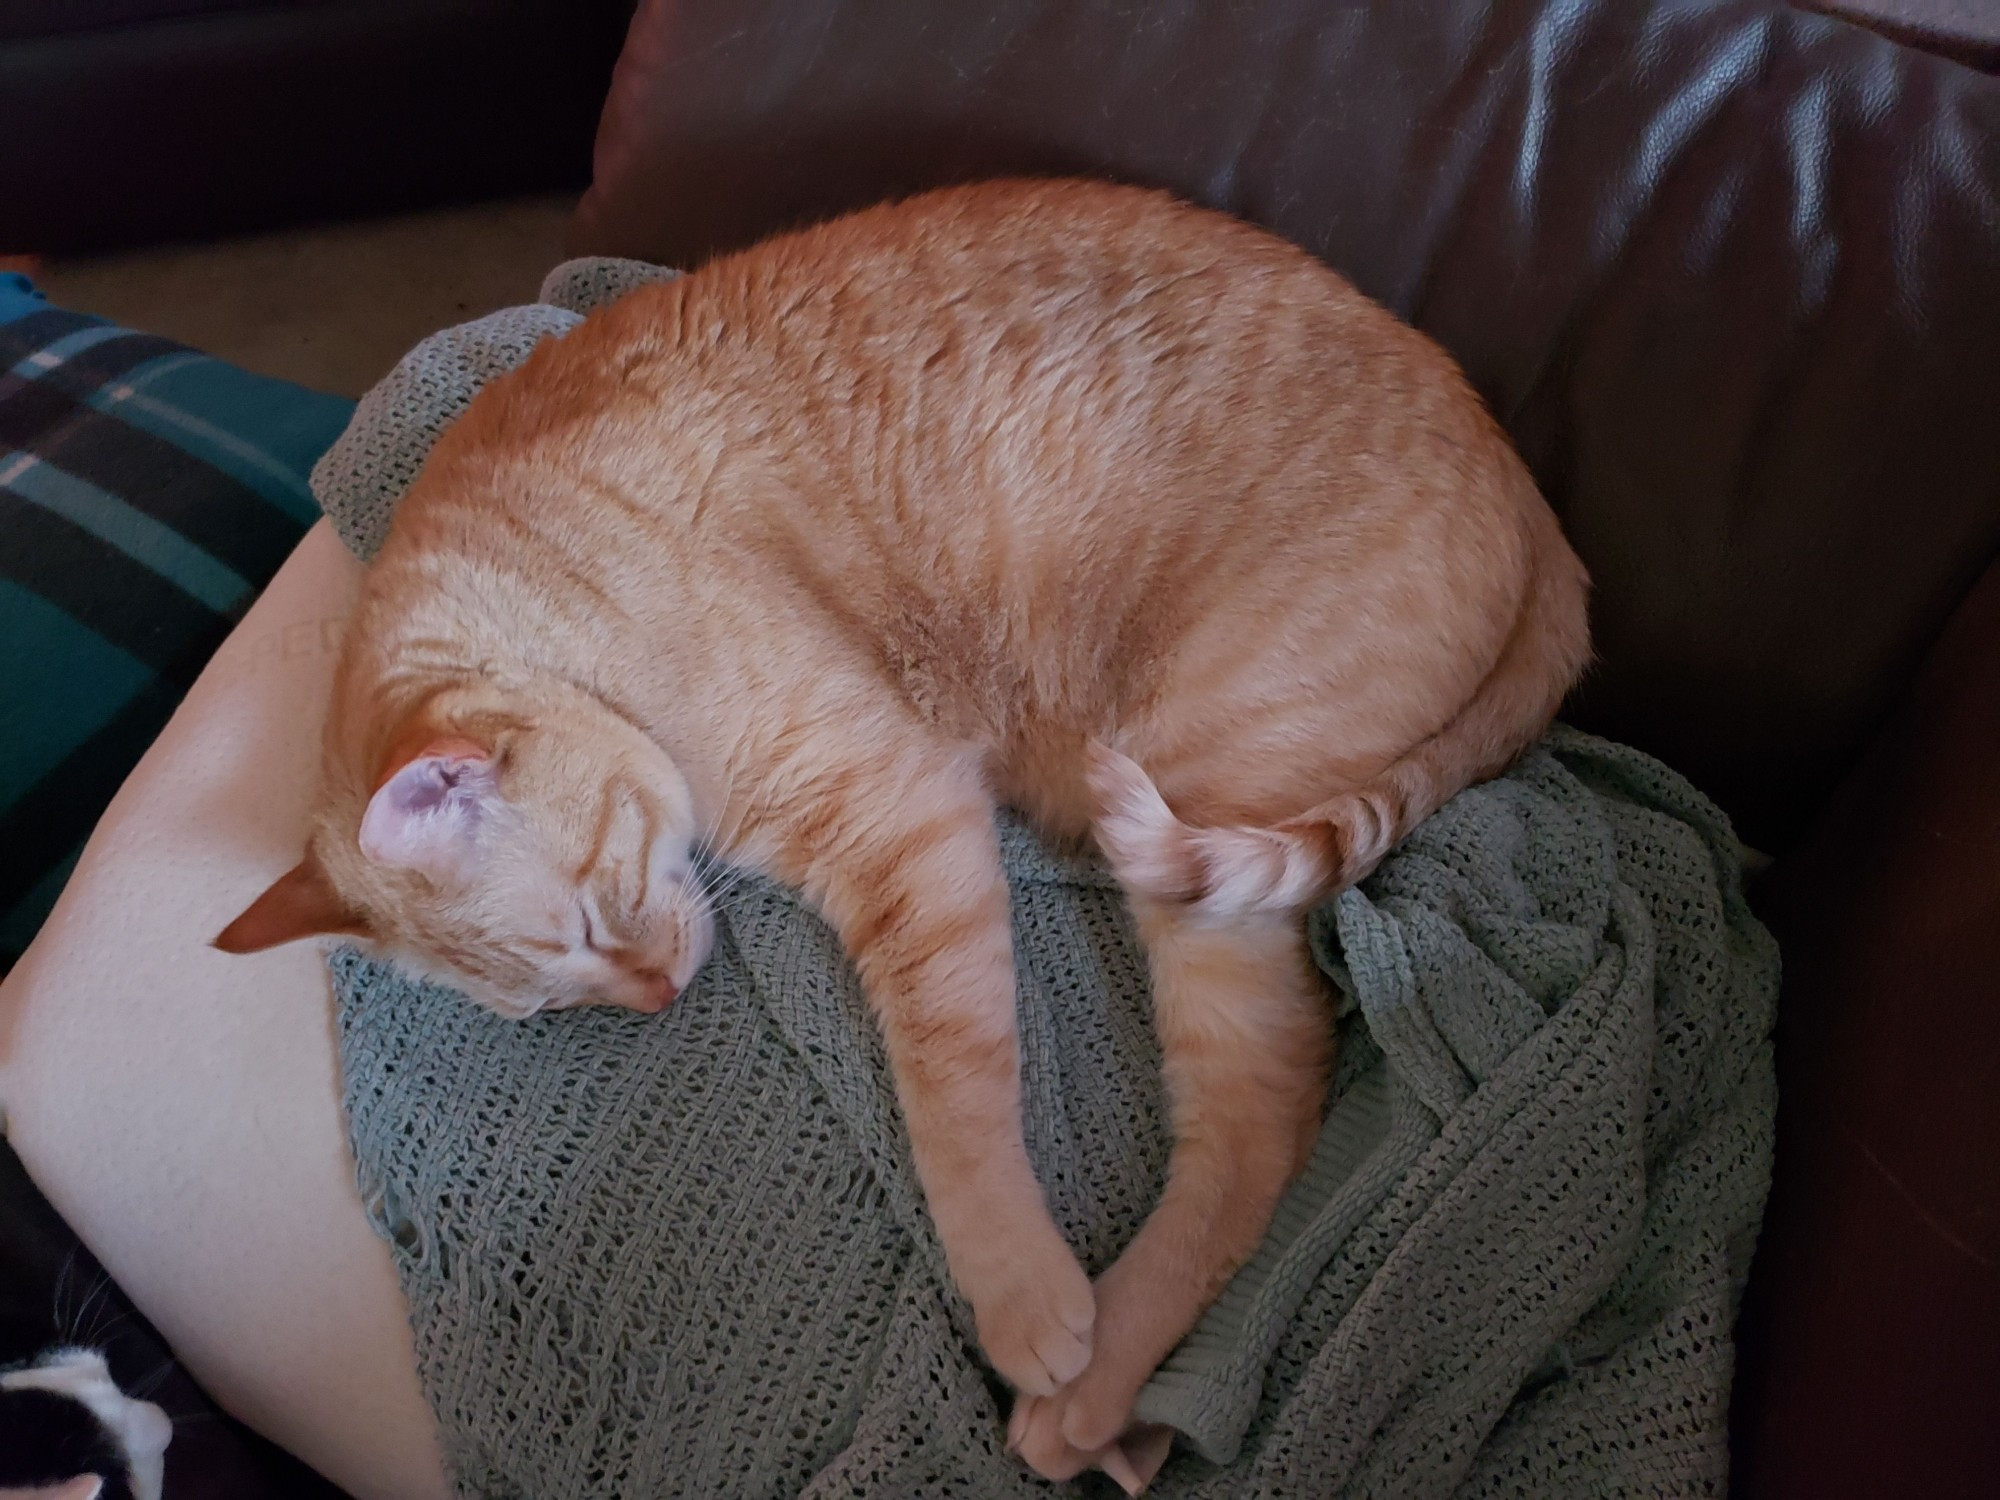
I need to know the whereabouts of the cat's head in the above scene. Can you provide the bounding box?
[214,676,716,1018]
[0,1347,170,1500]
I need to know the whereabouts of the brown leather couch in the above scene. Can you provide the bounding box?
[568,2,1999,1494]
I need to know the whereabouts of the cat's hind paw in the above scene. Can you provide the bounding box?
[1007,1392,1095,1482]
[1008,1395,1174,1496]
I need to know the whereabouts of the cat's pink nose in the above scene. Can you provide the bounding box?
[633,973,679,1012]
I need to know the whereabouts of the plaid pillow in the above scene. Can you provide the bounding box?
[0,274,354,972]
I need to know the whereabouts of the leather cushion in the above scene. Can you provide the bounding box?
[1735,554,2000,1498]
[573,0,2000,853]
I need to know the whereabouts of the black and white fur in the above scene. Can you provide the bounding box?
[0,1347,170,1500]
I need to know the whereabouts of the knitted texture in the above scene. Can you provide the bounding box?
[311,258,677,563]
[320,267,1779,1498]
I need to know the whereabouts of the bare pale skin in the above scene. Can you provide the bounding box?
[0,522,450,1500]
[216,179,1591,1486]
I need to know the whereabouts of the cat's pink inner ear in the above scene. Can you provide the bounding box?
[359,737,497,877]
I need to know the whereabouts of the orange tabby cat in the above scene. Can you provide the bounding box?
[216,179,1589,1486]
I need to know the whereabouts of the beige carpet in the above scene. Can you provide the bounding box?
[33,197,576,398]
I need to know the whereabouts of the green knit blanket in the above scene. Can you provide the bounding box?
[319,261,1779,1499]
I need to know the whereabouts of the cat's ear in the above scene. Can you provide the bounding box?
[213,849,369,953]
[358,736,498,881]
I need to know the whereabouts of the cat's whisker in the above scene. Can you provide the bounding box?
[694,860,755,910]
[83,1308,137,1348]
[128,1356,179,1398]
[80,1291,116,1343]
[71,1267,117,1343]
[695,857,740,894]
[51,1247,78,1334]
[688,835,749,904]
[697,802,729,852]
[694,790,750,866]
[55,1253,97,1342]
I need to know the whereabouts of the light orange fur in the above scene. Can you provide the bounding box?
[217,179,1590,1484]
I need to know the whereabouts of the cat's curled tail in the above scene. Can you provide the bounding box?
[1089,549,1590,919]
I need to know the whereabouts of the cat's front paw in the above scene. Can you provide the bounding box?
[970,1244,1095,1397]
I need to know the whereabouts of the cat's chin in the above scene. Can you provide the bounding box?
[377,945,556,1020]
[539,976,678,1015]
[464,981,674,1021]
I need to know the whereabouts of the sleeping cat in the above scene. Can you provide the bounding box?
[215,178,1590,1486]
[0,1348,170,1500]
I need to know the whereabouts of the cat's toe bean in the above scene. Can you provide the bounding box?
[1037,1317,1093,1389]
[1059,1366,1148,1454]
[1101,1425,1176,1496]
[976,1248,1095,1395]
[1004,1393,1032,1453]
[1007,1393,1096,1482]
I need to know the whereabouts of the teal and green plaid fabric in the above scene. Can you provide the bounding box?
[0,274,354,972]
